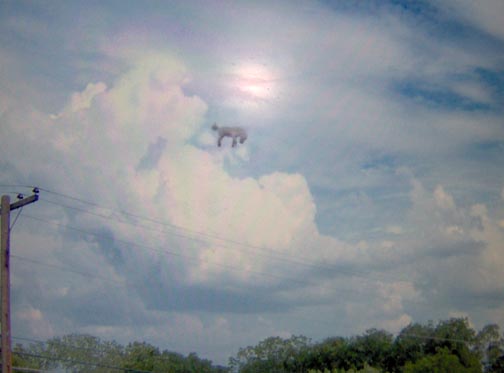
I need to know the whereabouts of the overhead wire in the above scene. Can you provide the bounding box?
[13,367,48,373]
[10,251,392,333]
[1,182,436,338]
[11,330,477,367]
[10,213,433,343]
[13,351,152,373]
[5,185,492,341]
[3,184,415,298]
[16,216,361,302]
[5,185,497,306]
[14,336,110,353]
[36,189,409,284]
[11,254,126,286]
[0,184,411,285]
[10,207,23,230]
[18,212,424,304]
[12,335,224,367]
[398,333,473,345]
[5,186,487,368]
[39,197,385,281]
[14,244,485,338]
[5,182,379,292]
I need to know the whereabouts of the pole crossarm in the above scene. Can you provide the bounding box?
[0,195,38,214]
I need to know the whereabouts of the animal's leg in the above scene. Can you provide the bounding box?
[218,136,223,147]
[239,135,246,144]
[232,137,237,147]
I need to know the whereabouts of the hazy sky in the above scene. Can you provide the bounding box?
[1,0,504,365]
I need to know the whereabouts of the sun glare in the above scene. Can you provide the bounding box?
[233,63,276,101]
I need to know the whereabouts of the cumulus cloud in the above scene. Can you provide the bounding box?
[5,51,371,318]
[50,82,107,119]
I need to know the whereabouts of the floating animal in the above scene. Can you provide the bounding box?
[212,123,248,147]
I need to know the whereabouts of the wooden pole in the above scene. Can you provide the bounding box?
[0,193,38,373]
[1,195,11,373]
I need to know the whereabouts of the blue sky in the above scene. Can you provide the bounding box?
[1,0,504,365]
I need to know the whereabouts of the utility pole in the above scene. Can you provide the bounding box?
[1,191,38,373]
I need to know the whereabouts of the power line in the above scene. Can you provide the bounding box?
[6,185,488,344]
[0,186,34,191]
[11,252,390,332]
[18,213,415,304]
[11,255,126,286]
[399,333,473,345]
[38,193,407,284]
[35,188,316,262]
[12,367,48,373]
[10,215,433,343]
[13,351,152,373]
[12,331,478,363]
[11,243,492,340]
[0,185,440,307]
[10,208,23,231]
[12,336,220,366]
[2,184,412,285]
[14,336,107,354]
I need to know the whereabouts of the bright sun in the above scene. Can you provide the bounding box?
[233,63,276,101]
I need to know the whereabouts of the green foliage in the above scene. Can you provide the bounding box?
[475,324,504,372]
[12,318,504,373]
[404,347,476,373]
[229,318,492,373]
[13,333,228,373]
[307,364,381,373]
[228,335,310,373]
[295,330,393,372]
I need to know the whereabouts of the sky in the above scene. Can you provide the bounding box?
[1,0,504,366]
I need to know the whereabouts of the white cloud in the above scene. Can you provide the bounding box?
[434,185,456,210]
[450,80,494,104]
[394,176,504,306]
[381,314,413,334]
[437,0,504,41]
[5,50,379,310]
[51,82,107,119]
[17,306,54,339]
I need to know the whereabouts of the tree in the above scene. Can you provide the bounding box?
[301,337,348,371]
[475,324,503,372]
[430,318,481,371]
[229,335,310,373]
[12,333,227,373]
[12,343,43,371]
[45,334,124,372]
[393,322,435,370]
[351,329,393,370]
[404,347,476,373]
[122,341,159,371]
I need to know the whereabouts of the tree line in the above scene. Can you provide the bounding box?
[12,335,228,373]
[12,318,504,372]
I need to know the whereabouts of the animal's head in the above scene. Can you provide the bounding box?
[211,123,218,131]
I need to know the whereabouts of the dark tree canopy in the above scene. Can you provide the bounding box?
[13,318,504,373]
